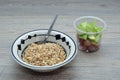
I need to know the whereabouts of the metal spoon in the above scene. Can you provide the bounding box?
[36,15,58,44]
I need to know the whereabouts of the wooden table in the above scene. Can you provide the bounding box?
[0,15,120,80]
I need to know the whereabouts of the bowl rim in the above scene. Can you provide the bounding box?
[11,29,77,70]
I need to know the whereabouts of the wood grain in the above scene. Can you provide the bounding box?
[0,0,120,16]
[0,15,120,80]
[0,0,120,80]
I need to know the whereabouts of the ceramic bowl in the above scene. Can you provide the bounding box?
[11,29,77,72]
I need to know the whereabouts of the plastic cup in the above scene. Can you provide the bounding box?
[74,16,107,53]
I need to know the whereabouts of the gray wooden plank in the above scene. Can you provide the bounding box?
[0,15,120,80]
[1,66,120,80]
[0,0,120,16]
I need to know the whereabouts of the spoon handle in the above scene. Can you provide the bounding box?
[45,15,58,40]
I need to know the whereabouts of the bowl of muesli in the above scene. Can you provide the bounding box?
[11,29,77,72]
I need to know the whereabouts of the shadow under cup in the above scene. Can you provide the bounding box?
[74,16,107,53]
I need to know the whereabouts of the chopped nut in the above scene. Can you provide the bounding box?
[22,43,66,66]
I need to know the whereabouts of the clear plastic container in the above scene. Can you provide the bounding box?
[74,16,107,53]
